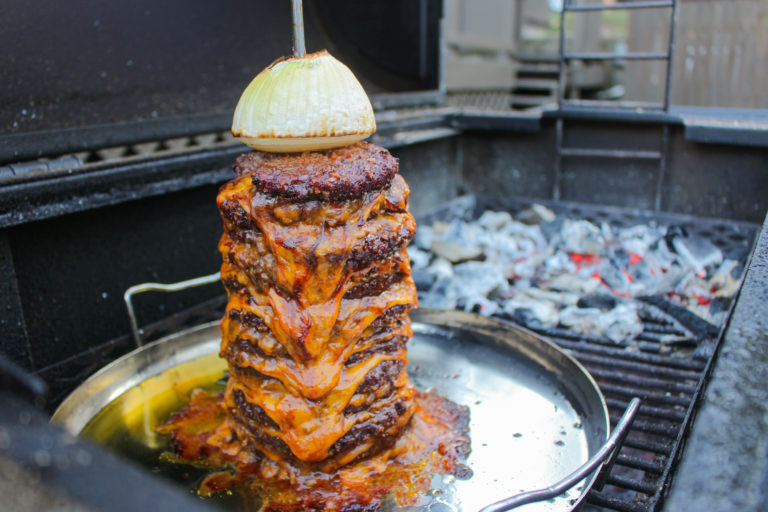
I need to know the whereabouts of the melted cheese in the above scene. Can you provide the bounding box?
[217,172,417,464]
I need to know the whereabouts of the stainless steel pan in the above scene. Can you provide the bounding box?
[52,279,638,512]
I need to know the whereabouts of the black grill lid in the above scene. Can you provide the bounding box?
[0,0,442,163]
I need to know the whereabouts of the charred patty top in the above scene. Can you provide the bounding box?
[233,142,398,201]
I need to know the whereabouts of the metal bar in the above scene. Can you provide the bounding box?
[513,0,523,49]
[291,0,306,57]
[554,1,566,203]
[478,398,641,512]
[605,474,659,495]
[557,340,707,371]
[586,367,698,394]
[559,147,663,159]
[0,155,83,178]
[565,1,674,12]
[1,145,243,229]
[564,51,670,61]
[587,490,651,512]
[545,327,653,350]
[418,0,428,78]
[598,383,691,407]
[623,435,673,456]
[0,112,233,165]
[559,334,666,356]
[616,453,666,475]
[641,323,688,336]
[612,416,680,438]
[557,0,568,106]
[656,123,670,210]
[553,106,678,123]
[553,117,563,201]
[560,99,666,110]
[664,0,681,110]
[573,352,701,380]
[635,341,664,354]
[605,397,687,422]
[123,272,221,347]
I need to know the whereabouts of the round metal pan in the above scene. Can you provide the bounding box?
[52,309,615,512]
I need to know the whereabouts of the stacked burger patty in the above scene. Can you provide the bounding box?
[216,142,418,471]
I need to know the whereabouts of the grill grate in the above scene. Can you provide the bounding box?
[513,313,705,510]
[552,328,703,512]
[527,310,706,512]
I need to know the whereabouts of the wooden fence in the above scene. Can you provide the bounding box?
[626,0,768,108]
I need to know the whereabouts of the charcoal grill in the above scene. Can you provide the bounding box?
[1,1,767,511]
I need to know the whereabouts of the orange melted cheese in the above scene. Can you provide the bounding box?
[217,172,417,464]
[158,389,471,511]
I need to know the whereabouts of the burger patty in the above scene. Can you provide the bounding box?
[220,237,414,300]
[330,397,411,457]
[216,142,417,467]
[228,383,414,470]
[232,142,398,201]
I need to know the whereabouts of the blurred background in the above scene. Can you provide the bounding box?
[444,0,767,109]
[2,0,766,142]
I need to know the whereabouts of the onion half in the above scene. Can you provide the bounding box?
[232,50,376,153]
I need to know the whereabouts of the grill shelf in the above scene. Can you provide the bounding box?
[36,195,760,512]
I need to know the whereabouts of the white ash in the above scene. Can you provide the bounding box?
[411,205,743,344]
[559,303,644,344]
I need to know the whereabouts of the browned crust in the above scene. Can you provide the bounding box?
[229,389,413,468]
[232,142,398,201]
[330,397,411,457]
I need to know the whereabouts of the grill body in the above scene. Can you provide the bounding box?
[1,2,767,511]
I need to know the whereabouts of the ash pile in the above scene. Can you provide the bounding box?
[410,202,747,354]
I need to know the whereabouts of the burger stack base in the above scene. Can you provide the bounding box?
[158,142,471,512]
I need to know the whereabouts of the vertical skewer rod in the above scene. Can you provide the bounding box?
[292,0,306,57]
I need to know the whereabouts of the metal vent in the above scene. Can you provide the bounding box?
[0,131,238,182]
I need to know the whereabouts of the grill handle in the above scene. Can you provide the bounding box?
[0,352,48,404]
[123,272,221,347]
[479,397,641,512]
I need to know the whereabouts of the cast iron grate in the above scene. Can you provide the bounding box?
[552,324,704,512]
[0,130,239,182]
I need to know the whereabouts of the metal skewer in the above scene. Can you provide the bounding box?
[291,0,306,57]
